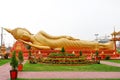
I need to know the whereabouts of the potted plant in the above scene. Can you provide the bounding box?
[18,51,24,71]
[10,51,18,80]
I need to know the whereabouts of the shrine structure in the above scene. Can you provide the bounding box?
[0,44,6,56]
[10,40,28,59]
[110,29,120,58]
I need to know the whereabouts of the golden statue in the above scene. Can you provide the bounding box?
[4,27,114,50]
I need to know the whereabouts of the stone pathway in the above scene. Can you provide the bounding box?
[18,72,120,79]
[0,60,120,80]
[0,63,11,80]
[100,60,120,67]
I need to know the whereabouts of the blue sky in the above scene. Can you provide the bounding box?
[0,0,120,47]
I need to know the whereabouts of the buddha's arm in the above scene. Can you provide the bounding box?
[98,41,114,49]
[20,40,50,49]
[39,31,79,40]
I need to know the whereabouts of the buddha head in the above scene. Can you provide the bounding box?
[4,27,32,41]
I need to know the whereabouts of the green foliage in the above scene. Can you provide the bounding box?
[26,44,32,60]
[79,51,82,56]
[105,55,110,60]
[61,47,65,53]
[65,53,75,56]
[49,53,64,57]
[60,47,66,56]
[117,49,120,53]
[4,53,9,59]
[26,44,31,50]
[18,51,24,64]
[48,53,75,57]
[95,50,99,57]
[10,51,18,70]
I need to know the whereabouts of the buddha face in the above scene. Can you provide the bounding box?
[17,29,31,41]
[11,28,32,41]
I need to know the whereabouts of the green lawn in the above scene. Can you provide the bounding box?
[0,59,10,66]
[16,78,120,80]
[104,60,120,63]
[23,61,120,72]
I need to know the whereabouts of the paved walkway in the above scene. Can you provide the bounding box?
[0,60,120,80]
[0,63,11,80]
[100,60,120,67]
[18,72,120,79]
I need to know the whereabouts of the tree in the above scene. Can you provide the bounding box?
[95,50,100,64]
[10,51,18,70]
[61,47,65,53]
[18,51,24,64]
[10,51,18,80]
[79,51,82,56]
[18,51,24,71]
[95,50,99,57]
[26,44,31,59]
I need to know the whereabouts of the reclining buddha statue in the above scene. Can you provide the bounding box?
[4,27,114,50]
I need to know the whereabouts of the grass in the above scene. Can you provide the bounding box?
[0,59,10,66]
[23,61,120,72]
[16,78,120,80]
[104,60,120,63]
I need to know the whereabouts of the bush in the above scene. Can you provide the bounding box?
[4,53,9,59]
[29,55,37,64]
[48,52,75,57]
[49,53,64,57]
[66,53,75,56]
[105,55,110,60]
